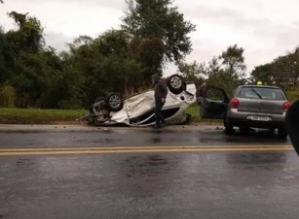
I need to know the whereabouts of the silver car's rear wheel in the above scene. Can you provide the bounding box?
[278,127,288,139]
[224,118,233,135]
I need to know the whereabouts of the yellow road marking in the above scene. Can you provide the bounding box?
[0,145,294,156]
[0,144,292,152]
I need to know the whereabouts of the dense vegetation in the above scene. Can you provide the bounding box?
[0,0,298,112]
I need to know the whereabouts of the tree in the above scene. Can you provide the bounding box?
[94,29,131,58]
[208,69,239,97]
[205,56,220,76]
[272,54,296,88]
[0,26,7,83]
[60,29,150,105]
[121,0,196,64]
[133,37,165,77]
[219,44,246,77]
[251,48,299,89]
[191,46,247,96]
[6,11,45,56]
[177,60,206,84]
[251,63,274,84]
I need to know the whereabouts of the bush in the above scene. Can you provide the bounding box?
[286,89,299,102]
[0,82,16,107]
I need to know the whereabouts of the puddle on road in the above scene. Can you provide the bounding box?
[122,155,172,177]
[15,158,38,171]
[151,137,162,144]
[225,152,288,172]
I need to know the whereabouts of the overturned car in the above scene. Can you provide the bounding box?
[78,74,197,127]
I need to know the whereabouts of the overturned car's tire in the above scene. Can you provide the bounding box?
[92,97,107,112]
[106,92,123,111]
[94,97,106,103]
[167,74,185,94]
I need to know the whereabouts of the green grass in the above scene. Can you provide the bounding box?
[0,105,222,125]
[185,104,222,124]
[0,108,86,124]
[286,90,299,103]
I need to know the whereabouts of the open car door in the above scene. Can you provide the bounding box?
[199,86,229,119]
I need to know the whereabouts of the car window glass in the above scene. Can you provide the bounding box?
[237,87,286,100]
[206,88,225,101]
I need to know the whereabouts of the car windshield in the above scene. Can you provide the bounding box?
[237,87,286,100]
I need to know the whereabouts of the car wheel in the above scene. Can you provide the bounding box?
[278,127,288,139]
[223,118,233,135]
[106,92,123,112]
[268,128,275,135]
[94,97,106,103]
[167,74,185,94]
[93,97,107,112]
[240,127,249,134]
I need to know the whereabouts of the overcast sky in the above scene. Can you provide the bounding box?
[1,0,299,77]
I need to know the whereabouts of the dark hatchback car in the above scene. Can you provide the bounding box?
[199,84,292,138]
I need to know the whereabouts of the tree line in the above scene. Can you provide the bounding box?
[0,0,298,109]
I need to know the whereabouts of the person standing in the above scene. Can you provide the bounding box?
[196,81,207,105]
[151,74,168,128]
[196,81,208,119]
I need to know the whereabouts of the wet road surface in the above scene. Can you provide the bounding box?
[0,126,291,149]
[0,127,299,219]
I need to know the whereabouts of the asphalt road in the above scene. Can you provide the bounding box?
[0,126,299,219]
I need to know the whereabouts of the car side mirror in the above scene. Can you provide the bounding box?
[285,99,299,157]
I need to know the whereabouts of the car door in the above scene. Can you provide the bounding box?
[199,86,229,119]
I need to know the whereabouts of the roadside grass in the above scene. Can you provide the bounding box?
[0,104,222,125]
[0,108,86,124]
[184,103,222,125]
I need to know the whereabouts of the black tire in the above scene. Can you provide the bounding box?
[167,74,185,94]
[93,97,107,112]
[105,92,123,112]
[268,128,275,135]
[278,127,288,139]
[240,127,249,134]
[94,97,106,103]
[223,118,234,135]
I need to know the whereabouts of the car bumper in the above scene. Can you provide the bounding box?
[228,109,286,128]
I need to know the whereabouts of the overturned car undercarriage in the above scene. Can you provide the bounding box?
[77,74,197,127]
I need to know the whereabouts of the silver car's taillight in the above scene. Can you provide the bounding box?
[283,101,291,112]
[230,98,240,108]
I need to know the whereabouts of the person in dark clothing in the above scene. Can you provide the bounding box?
[196,81,208,119]
[196,81,207,105]
[152,74,168,128]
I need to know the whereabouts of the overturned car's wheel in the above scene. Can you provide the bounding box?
[92,97,107,112]
[94,97,106,103]
[167,74,185,94]
[106,92,123,111]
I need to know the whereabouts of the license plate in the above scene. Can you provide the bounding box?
[247,116,272,121]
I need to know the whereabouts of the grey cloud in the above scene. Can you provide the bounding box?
[4,0,298,74]
[177,4,299,70]
[18,0,127,10]
[180,3,299,41]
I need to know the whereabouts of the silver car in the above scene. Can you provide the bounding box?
[200,85,292,138]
